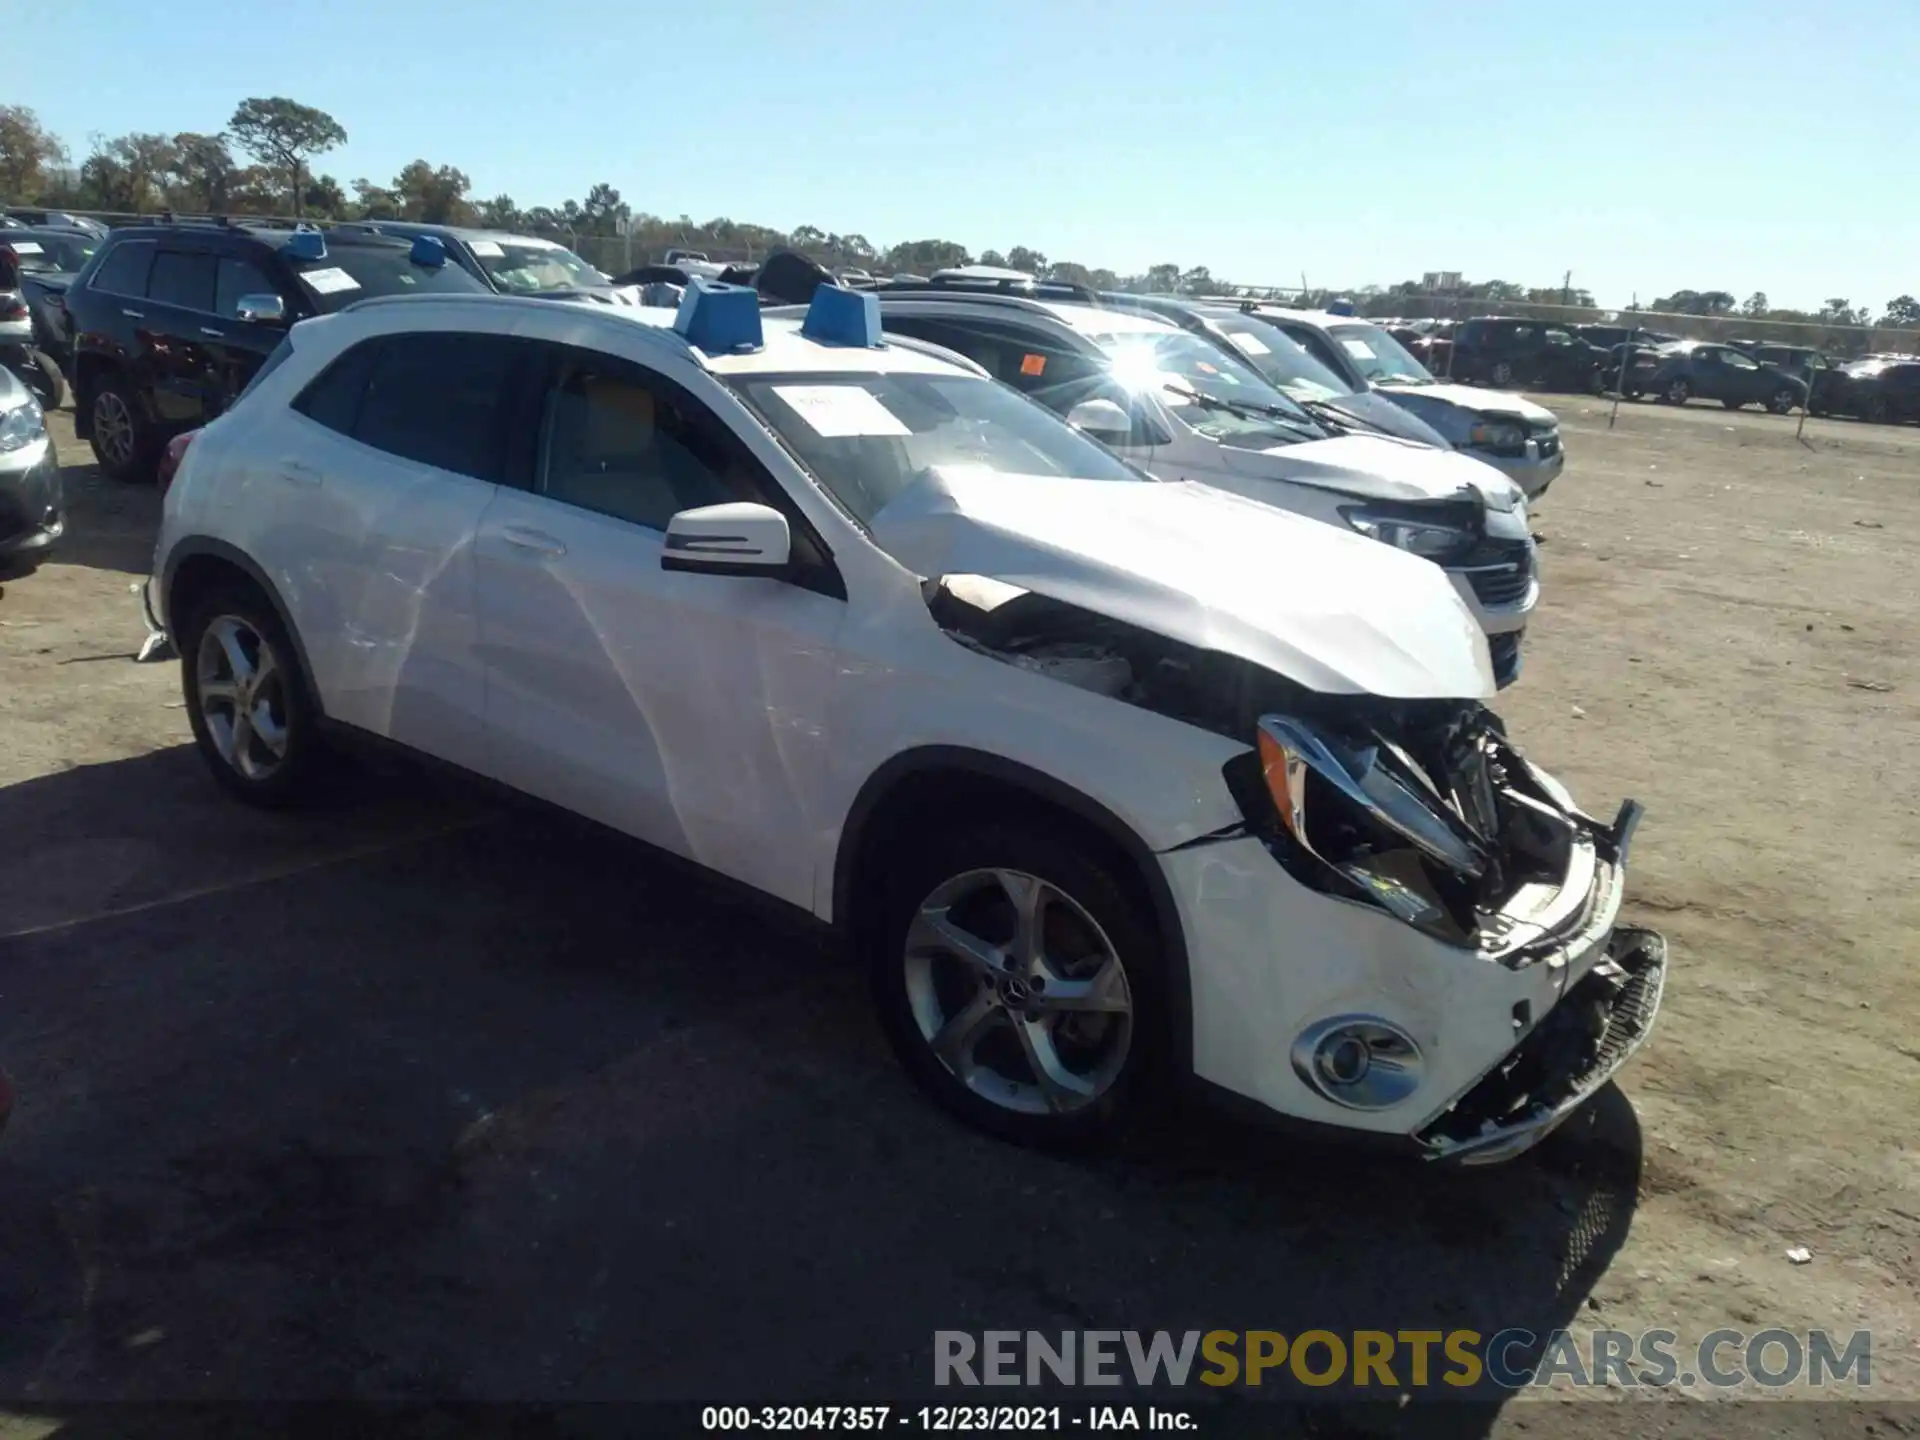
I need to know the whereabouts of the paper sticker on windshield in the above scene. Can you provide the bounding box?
[1228,331,1269,356]
[302,267,360,295]
[8,241,43,255]
[1020,353,1046,376]
[772,384,910,438]
[469,240,504,258]
[1340,338,1376,360]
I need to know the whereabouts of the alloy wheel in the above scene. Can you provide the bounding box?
[195,615,291,781]
[1667,380,1690,403]
[902,867,1133,1116]
[93,391,135,468]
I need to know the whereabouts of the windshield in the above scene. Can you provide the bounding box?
[6,235,95,273]
[729,371,1148,526]
[287,246,489,310]
[1328,323,1434,385]
[473,240,606,294]
[1210,316,1353,402]
[1085,328,1319,445]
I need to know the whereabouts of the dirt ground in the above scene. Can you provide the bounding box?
[0,398,1915,1435]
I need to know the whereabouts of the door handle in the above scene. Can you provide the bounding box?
[277,460,321,486]
[121,308,145,319]
[199,326,225,338]
[499,525,566,558]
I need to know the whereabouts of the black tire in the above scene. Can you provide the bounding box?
[1767,388,1798,415]
[5,349,66,410]
[178,581,327,808]
[868,819,1167,1149]
[1664,378,1691,405]
[86,369,158,482]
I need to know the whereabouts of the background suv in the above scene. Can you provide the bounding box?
[1447,318,1606,392]
[334,221,614,298]
[65,222,490,480]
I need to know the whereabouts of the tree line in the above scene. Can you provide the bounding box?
[2,98,1914,341]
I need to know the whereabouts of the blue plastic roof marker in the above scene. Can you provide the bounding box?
[673,277,764,354]
[284,228,327,261]
[410,235,447,267]
[802,285,884,347]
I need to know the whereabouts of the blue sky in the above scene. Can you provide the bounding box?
[12,0,1915,311]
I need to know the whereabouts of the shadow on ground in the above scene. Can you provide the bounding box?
[0,744,1642,1437]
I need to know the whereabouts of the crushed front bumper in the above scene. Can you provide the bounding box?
[1417,925,1666,1164]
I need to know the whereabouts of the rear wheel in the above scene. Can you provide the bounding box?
[179,585,326,807]
[1664,378,1691,405]
[87,370,158,482]
[1490,360,1515,386]
[869,821,1165,1148]
[1767,388,1798,415]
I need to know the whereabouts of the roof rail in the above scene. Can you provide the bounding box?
[881,275,1101,304]
[871,287,1096,320]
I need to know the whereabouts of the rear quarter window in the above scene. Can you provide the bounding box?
[89,240,156,298]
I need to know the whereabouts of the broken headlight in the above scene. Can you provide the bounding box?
[1226,713,1495,942]
[1339,501,1480,563]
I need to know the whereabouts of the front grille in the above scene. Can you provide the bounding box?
[1488,631,1523,686]
[1453,537,1533,608]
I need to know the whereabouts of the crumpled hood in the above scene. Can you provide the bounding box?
[1384,382,1558,425]
[869,467,1493,700]
[1213,432,1523,510]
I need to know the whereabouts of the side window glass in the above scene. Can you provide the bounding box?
[353,332,522,482]
[537,356,747,531]
[1724,350,1758,370]
[292,339,379,435]
[216,256,279,319]
[146,250,218,312]
[90,240,155,298]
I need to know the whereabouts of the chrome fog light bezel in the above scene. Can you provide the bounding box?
[1291,1015,1425,1110]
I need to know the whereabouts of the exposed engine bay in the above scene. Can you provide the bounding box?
[926,574,1641,955]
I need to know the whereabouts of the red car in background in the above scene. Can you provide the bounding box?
[157,429,198,494]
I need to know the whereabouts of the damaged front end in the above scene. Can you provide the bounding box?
[922,571,1664,1163]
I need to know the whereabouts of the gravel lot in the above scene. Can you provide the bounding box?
[0,400,1914,1435]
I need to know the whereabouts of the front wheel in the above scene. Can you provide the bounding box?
[1767,388,1799,415]
[1664,378,1691,405]
[179,585,326,807]
[1489,360,1515,387]
[869,821,1165,1148]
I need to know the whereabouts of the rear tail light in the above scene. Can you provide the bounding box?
[0,297,25,322]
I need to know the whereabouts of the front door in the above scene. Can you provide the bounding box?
[473,344,846,909]
[203,254,292,416]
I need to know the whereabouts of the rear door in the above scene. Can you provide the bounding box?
[262,328,537,772]
[140,247,222,428]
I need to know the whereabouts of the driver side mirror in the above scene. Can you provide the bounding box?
[661,502,791,578]
[236,293,287,325]
[1065,397,1134,446]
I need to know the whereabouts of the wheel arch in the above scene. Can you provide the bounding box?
[832,746,1194,1072]
[162,538,324,718]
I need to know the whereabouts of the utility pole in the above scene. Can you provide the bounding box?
[1562,269,1572,307]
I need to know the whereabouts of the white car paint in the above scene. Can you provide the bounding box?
[870,466,1493,699]
[154,292,1651,1154]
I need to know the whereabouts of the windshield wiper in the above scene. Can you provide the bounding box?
[1295,398,1400,437]
[1160,383,1323,440]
